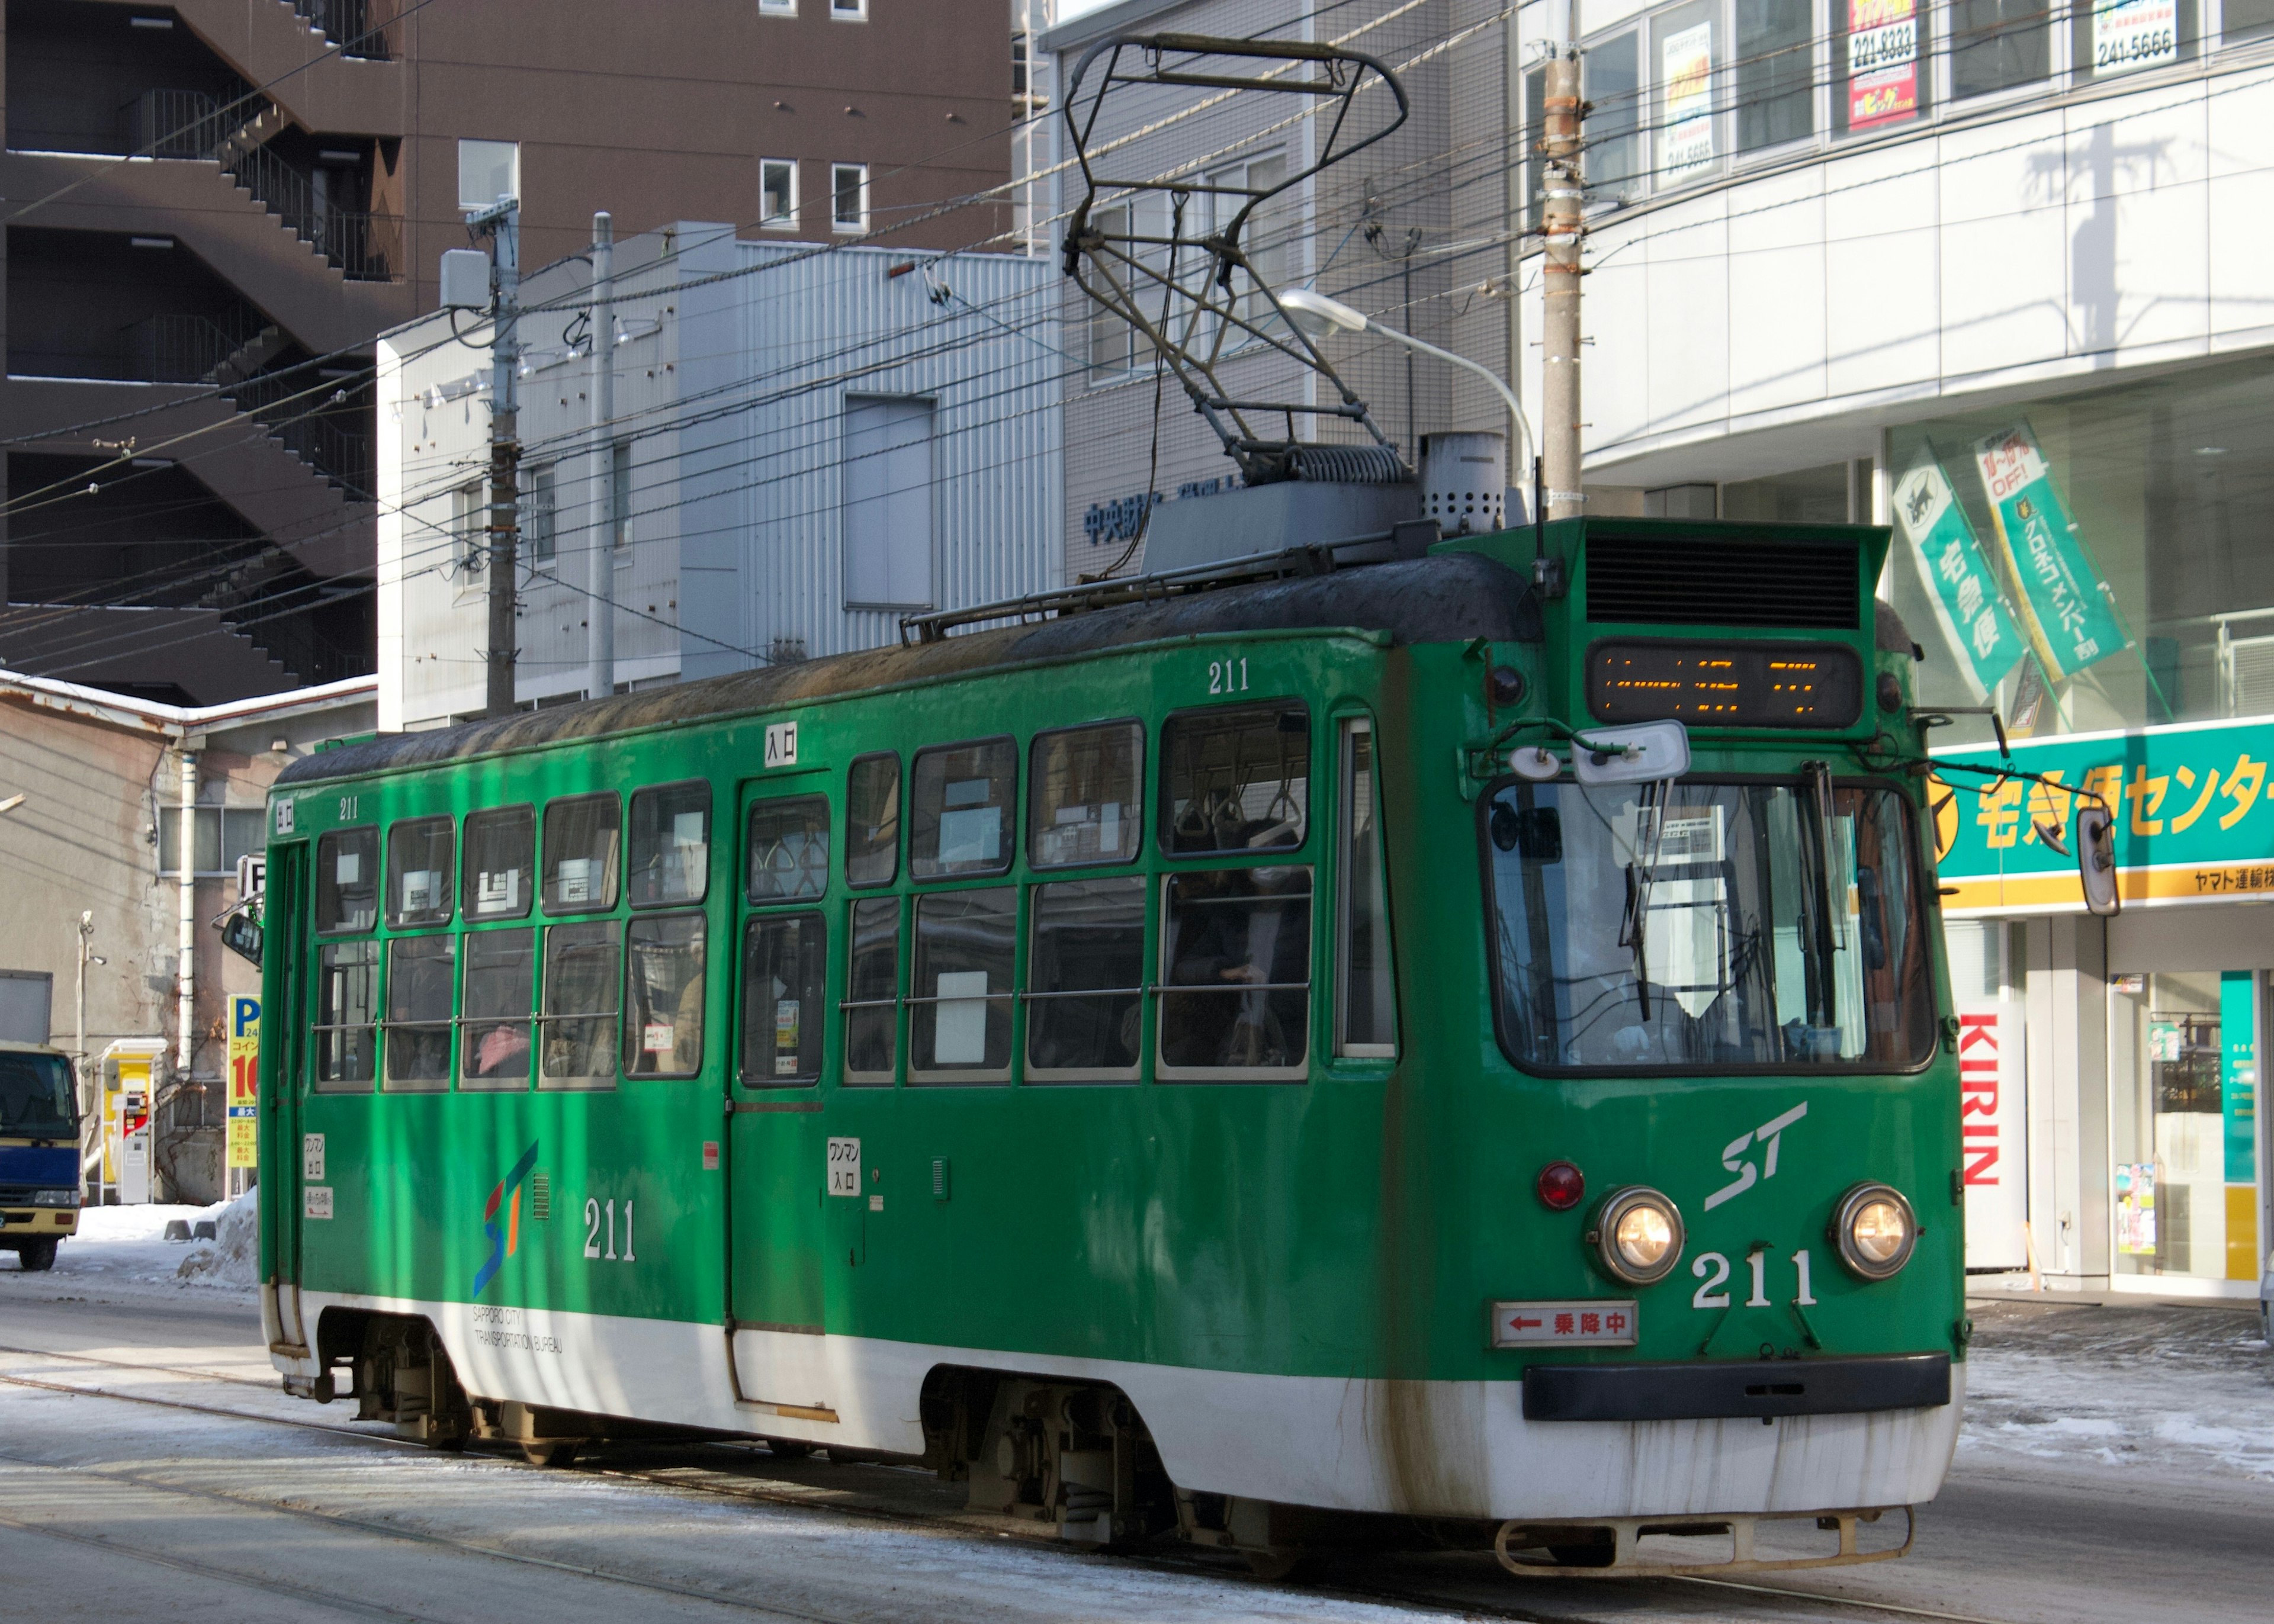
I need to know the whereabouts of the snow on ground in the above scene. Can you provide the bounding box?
[2,1189,258,1295]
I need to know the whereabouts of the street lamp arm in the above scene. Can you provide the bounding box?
[1369,325,1536,474]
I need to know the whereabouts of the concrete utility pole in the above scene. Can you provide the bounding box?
[471,195,523,718]
[586,211,616,705]
[1539,0,1586,521]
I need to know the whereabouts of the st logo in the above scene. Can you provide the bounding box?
[473,1141,539,1297]
[1704,1103,1807,1211]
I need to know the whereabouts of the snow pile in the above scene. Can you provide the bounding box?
[175,1185,259,1287]
[12,1195,257,1295]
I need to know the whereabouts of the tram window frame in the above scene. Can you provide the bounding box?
[1025,874,1146,1082]
[740,911,827,1086]
[538,920,622,1089]
[381,933,455,1089]
[312,939,378,1091]
[624,912,708,1078]
[314,827,380,936]
[1155,864,1315,1082]
[747,793,831,902]
[463,805,536,922]
[386,816,455,929]
[842,895,902,1083]
[628,781,712,909]
[1334,716,1398,1060]
[908,885,1017,1082]
[460,926,536,1090]
[1158,701,1310,856]
[1027,720,1144,869]
[844,752,901,889]
[909,737,1018,881]
[541,792,622,915]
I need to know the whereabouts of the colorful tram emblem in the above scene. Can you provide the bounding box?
[474,1141,540,1297]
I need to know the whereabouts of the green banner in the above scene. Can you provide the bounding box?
[2225,971,2259,1185]
[1891,454,2026,700]
[1972,423,2130,684]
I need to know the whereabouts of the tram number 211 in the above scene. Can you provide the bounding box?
[584,1197,637,1263]
[1692,1247,1816,1309]
[1206,657,1251,695]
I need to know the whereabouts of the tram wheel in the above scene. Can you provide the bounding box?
[1243,1549,1313,1581]
[521,1440,580,1468]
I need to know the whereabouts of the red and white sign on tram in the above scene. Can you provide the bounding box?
[1490,1300,1640,1348]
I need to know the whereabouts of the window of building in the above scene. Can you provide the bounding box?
[1653,2,1719,185]
[758,0,796,14]
[1951,0,2053,99]
[842,395,934,609]
[464,805,535,921]
[1838,0,1929,133]
[760,159,799,229]
[844,896,901,1081]
[1735,0,1813,153]
[749,794,830,901]
[1722,461,1858,522]
[542,793,621,914]
[158,806,265,876]
[461,928,534,1089]
[2230,0,2274,43]
[386,816,454,928]
[539,921,619,1088]
[314,940,377,1089]
[457,139,519,210]
[610,440,632,551]
[910,887,1015,1079]
[1027,877,1145,1078]
[1585,31,1646,203]
[910,738,1017,879]
[845,754,900,887]
[1087,202,1138,380]
[1030,721,1142,867]
[1202,152,1287,336]
[1160,703,1309,855]
[1337,719,1395,1058]
[316,827,378,934]
[628,782,711,908]
[831,0,866,16]
[831,162,869,233]
[454,480,486,578]
[741,912,825,1083]
[383,935,454,1088]
[625,914,705,1076]
[1158,867,1313,1076]
[524,462,556,565]
[2076,0,2196,78]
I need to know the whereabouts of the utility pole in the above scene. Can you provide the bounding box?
[1539,0,1586,521]
[585,211,615,704]
[469,195,522,718]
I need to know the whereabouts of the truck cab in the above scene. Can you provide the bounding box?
[0,1040,81,1271]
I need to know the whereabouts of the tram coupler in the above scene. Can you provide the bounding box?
[1493,1504,1915,1578]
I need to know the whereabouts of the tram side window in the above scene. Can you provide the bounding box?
[1159,867,1313,1076]
[316,827,379,934]
[845,754,901,887]
[625,914,706,1076]
[1027,876,1144,1078]
[464,805,535,921]
[1029,721,1143,868]
[629,782,711,908]
[542,793,621,914]
[462,929,535,1089]
[910,887,1015,1079]
[1160,703,1308,854]
[749,795,830,901]
[386,816,455,928]
[383,935,455,1088]
[843,897,901,1083]
[910,739,1016,879]
[741,913,826,1084]
[313,941,377,1089]
[539,921,620,1088]
[1336,718,1396,1058]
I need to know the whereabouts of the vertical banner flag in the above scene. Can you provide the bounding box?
[1893,455,2026,699]
[1958,998,2028,1273]
[1660,24,1716,179]
[1973,423,2130,683]
[2090,0,2178,75]
[227,995,260,1170]
[1847,0,1920,129]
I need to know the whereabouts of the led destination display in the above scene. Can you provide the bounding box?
[1588,641,1863,728]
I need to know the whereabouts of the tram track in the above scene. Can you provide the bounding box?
[0,1348,2029,1624]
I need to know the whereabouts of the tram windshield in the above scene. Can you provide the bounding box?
[1485,779,1933,1072]
[0,1051,76,1139]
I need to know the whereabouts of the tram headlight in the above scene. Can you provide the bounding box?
[1589,1186,1685,1285]
[1831,1183,1918,1281]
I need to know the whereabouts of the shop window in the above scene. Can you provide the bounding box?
[628,782,711,908]
[461,928,534,1089]
[2076,0,2195,78]
[539,921,619,1088]
[542,793,621,914]
[910,738,1016,879]
[1652,2,1718,186]
[2113,971,2260,1284]
[313,941,377,1089]
[846,753,901,887]
[1027,877,1145,1078]
[1337,720,1396,1058]
[844,896,901,1082]
[386,816,455,928]
[749,794,830,901]
[1160,703,1308,854]
[1029,721,1142,868]
[624,914,706,1076]
[1735,0,1812,153]
[464,805,535,921]
[316,828,378,935]
[910,887,1015,1079]
[1836,0,1929,135]
[1951,0,2053,99]
[383,935,454,1088]
[1158,867,1313,1076]
[741,913,826,1084]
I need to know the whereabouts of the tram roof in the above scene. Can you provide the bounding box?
[282,551,1536,786]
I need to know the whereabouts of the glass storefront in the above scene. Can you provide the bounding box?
[2110,969,2262,1283]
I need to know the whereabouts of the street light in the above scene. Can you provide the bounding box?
[1277,287,1536,476]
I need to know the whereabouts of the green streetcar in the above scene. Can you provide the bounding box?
[260,516,1967,1576]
